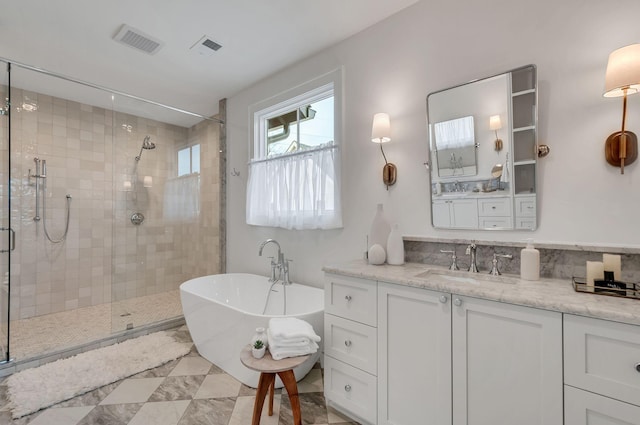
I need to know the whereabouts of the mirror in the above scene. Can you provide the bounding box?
[427,65,537,231]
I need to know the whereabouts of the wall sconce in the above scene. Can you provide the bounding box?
[603,43,640,174]
[489,115,503,152]
[371,112,397,189]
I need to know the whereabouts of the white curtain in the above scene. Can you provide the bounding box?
[434,116,475,149]
[246,142,342,230]
[163,174,200,221]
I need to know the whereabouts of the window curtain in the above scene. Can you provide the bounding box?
[434,116,475,149]
[246,142,342,230]
[163,174,200,221]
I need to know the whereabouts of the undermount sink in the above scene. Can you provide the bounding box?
[415,269,519,285]
[438,192,469,198]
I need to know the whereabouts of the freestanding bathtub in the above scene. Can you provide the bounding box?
[180,273,324,388]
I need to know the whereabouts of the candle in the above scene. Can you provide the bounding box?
[586,261,604,291]
[143,176,153,188]
[602,254,621,281]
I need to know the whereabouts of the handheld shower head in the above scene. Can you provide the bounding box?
[135,136,156,161]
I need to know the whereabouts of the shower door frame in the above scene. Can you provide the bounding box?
[0,62,12,363]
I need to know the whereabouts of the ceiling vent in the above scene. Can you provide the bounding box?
[190,35,222,57]
[113,24,164,55]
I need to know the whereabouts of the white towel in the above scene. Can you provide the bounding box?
[267,329,313,349]
[269,342,318,360]
[268,318,321,343]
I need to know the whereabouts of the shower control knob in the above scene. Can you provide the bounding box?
[439,295,448,304]
[345,340,352,347]
[344,384,352,392]
[345,295,352,302]
[131,212,145,226]
[453,298,463,306]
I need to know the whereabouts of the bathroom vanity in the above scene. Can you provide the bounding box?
[323,261,640,425]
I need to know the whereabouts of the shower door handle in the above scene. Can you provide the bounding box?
[0,227,15,253]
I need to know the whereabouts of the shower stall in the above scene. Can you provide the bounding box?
[0,60,224,366]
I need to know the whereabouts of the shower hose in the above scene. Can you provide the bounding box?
[42,179,72,244]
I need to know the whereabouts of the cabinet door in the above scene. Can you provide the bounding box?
[432,200,451,227]
[565,385,640,425]
[451,296,562,425]
[451,199,478,228]
[378,282,451,425]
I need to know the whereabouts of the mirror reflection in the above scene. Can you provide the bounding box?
[427,65,537,231]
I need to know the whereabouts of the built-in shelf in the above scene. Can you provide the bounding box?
[514,160,536,166]
[513,125,535,133]
[512,88,536,97]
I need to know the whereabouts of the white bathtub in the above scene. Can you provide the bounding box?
[179,273,324,388]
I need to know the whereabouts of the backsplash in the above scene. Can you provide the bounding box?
[404,238,640,284]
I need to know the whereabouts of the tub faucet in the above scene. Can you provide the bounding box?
[466,242,479,273]
[258,239,284,283]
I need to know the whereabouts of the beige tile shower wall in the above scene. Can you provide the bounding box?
[8,88,221,321]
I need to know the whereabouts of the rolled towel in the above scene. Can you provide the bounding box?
[268,318,321,343]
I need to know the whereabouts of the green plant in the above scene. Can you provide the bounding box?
[253,340,264,350]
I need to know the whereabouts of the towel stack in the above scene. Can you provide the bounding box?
[267,317,321,360]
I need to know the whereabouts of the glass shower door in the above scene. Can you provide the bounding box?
[0,63,11,363]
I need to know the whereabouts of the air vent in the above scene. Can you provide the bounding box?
[113,24,164,55]
[190,35,223,57]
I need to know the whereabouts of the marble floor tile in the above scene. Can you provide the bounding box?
[100,377,165,405]
[178,398,236,425]
[25,406,93,425]
[127,400,190,425]
[76,403,144,425]
[279,392,328,425]
[148,375,206,402]
[131,358,180,379]
[168,356,212,376]
[228,395,282,425]
[296,369,324,393]
[56,381,120,408]
[193,373,242,399]
[327,406,360,424]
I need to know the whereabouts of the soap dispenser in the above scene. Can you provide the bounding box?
[520,239,540,281]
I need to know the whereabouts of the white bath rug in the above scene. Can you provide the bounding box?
[4,331,191,419]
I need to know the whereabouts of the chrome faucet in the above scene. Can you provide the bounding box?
[489,253,513,276]
[466,242,479,273]
[258,239,284,283]
[440,249,460,270]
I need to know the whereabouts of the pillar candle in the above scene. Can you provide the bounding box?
[586,261,604,291]
[602,254,621,281]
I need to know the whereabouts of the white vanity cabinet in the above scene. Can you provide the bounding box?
[432,198,478,229]
[451,296,563,425]
[477,196,513,229]
[376,284,562,425]
[377,282,451,425]
[564,314,640,424]
[324,274,377,424]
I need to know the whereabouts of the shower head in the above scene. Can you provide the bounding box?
[135,136,156,161]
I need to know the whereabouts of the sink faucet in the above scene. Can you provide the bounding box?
[489,253,513,276]
[466,242,479,273]
[258,239,284,283]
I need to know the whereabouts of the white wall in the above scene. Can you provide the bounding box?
[227,0,640,288]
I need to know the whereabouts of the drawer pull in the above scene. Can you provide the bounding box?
[439,295,448,304]
[491,206,496,209]
[345,295,352,302]
[453,298,462,306]
[636,362,640,373]
[344,340,352,347]
[344,384,352,392]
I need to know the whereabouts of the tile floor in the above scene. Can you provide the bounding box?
[0,326,359,425]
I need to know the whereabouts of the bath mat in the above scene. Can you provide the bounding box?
[4,330,191,418]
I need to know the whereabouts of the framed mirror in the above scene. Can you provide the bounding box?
[426,65,537,231]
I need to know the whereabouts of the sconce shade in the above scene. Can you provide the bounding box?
[604,44,640,97]
[489,115,502,130]
[371,112,391,143]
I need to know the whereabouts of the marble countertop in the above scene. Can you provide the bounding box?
[323,260,640,326]
[433,191,510,200]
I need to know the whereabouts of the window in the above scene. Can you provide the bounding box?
[178,144,200,176]
[247,69,342,230]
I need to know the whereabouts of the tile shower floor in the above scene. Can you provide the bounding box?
[9,290,183,361]
[0,326,358,425]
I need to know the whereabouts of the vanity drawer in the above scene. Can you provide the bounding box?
[325,274,377,326]
[477,197,511,216]
[324,356,377,424]
[479,216,513,229]
[515,195,536,217]
[565,385,640,425]
[325,313,377,375]
[564,314,640,406]
[515,217,535,230]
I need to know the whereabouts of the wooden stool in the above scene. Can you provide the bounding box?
[240,345,310,425]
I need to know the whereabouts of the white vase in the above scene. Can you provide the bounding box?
[369,204,391,254]
[386,223,404,265]
[251,327,268,349]
[368,243,386,265]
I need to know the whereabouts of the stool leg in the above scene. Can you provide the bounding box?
[253,372,275,425]
[268,378,275,416]
[278,370,302,425]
